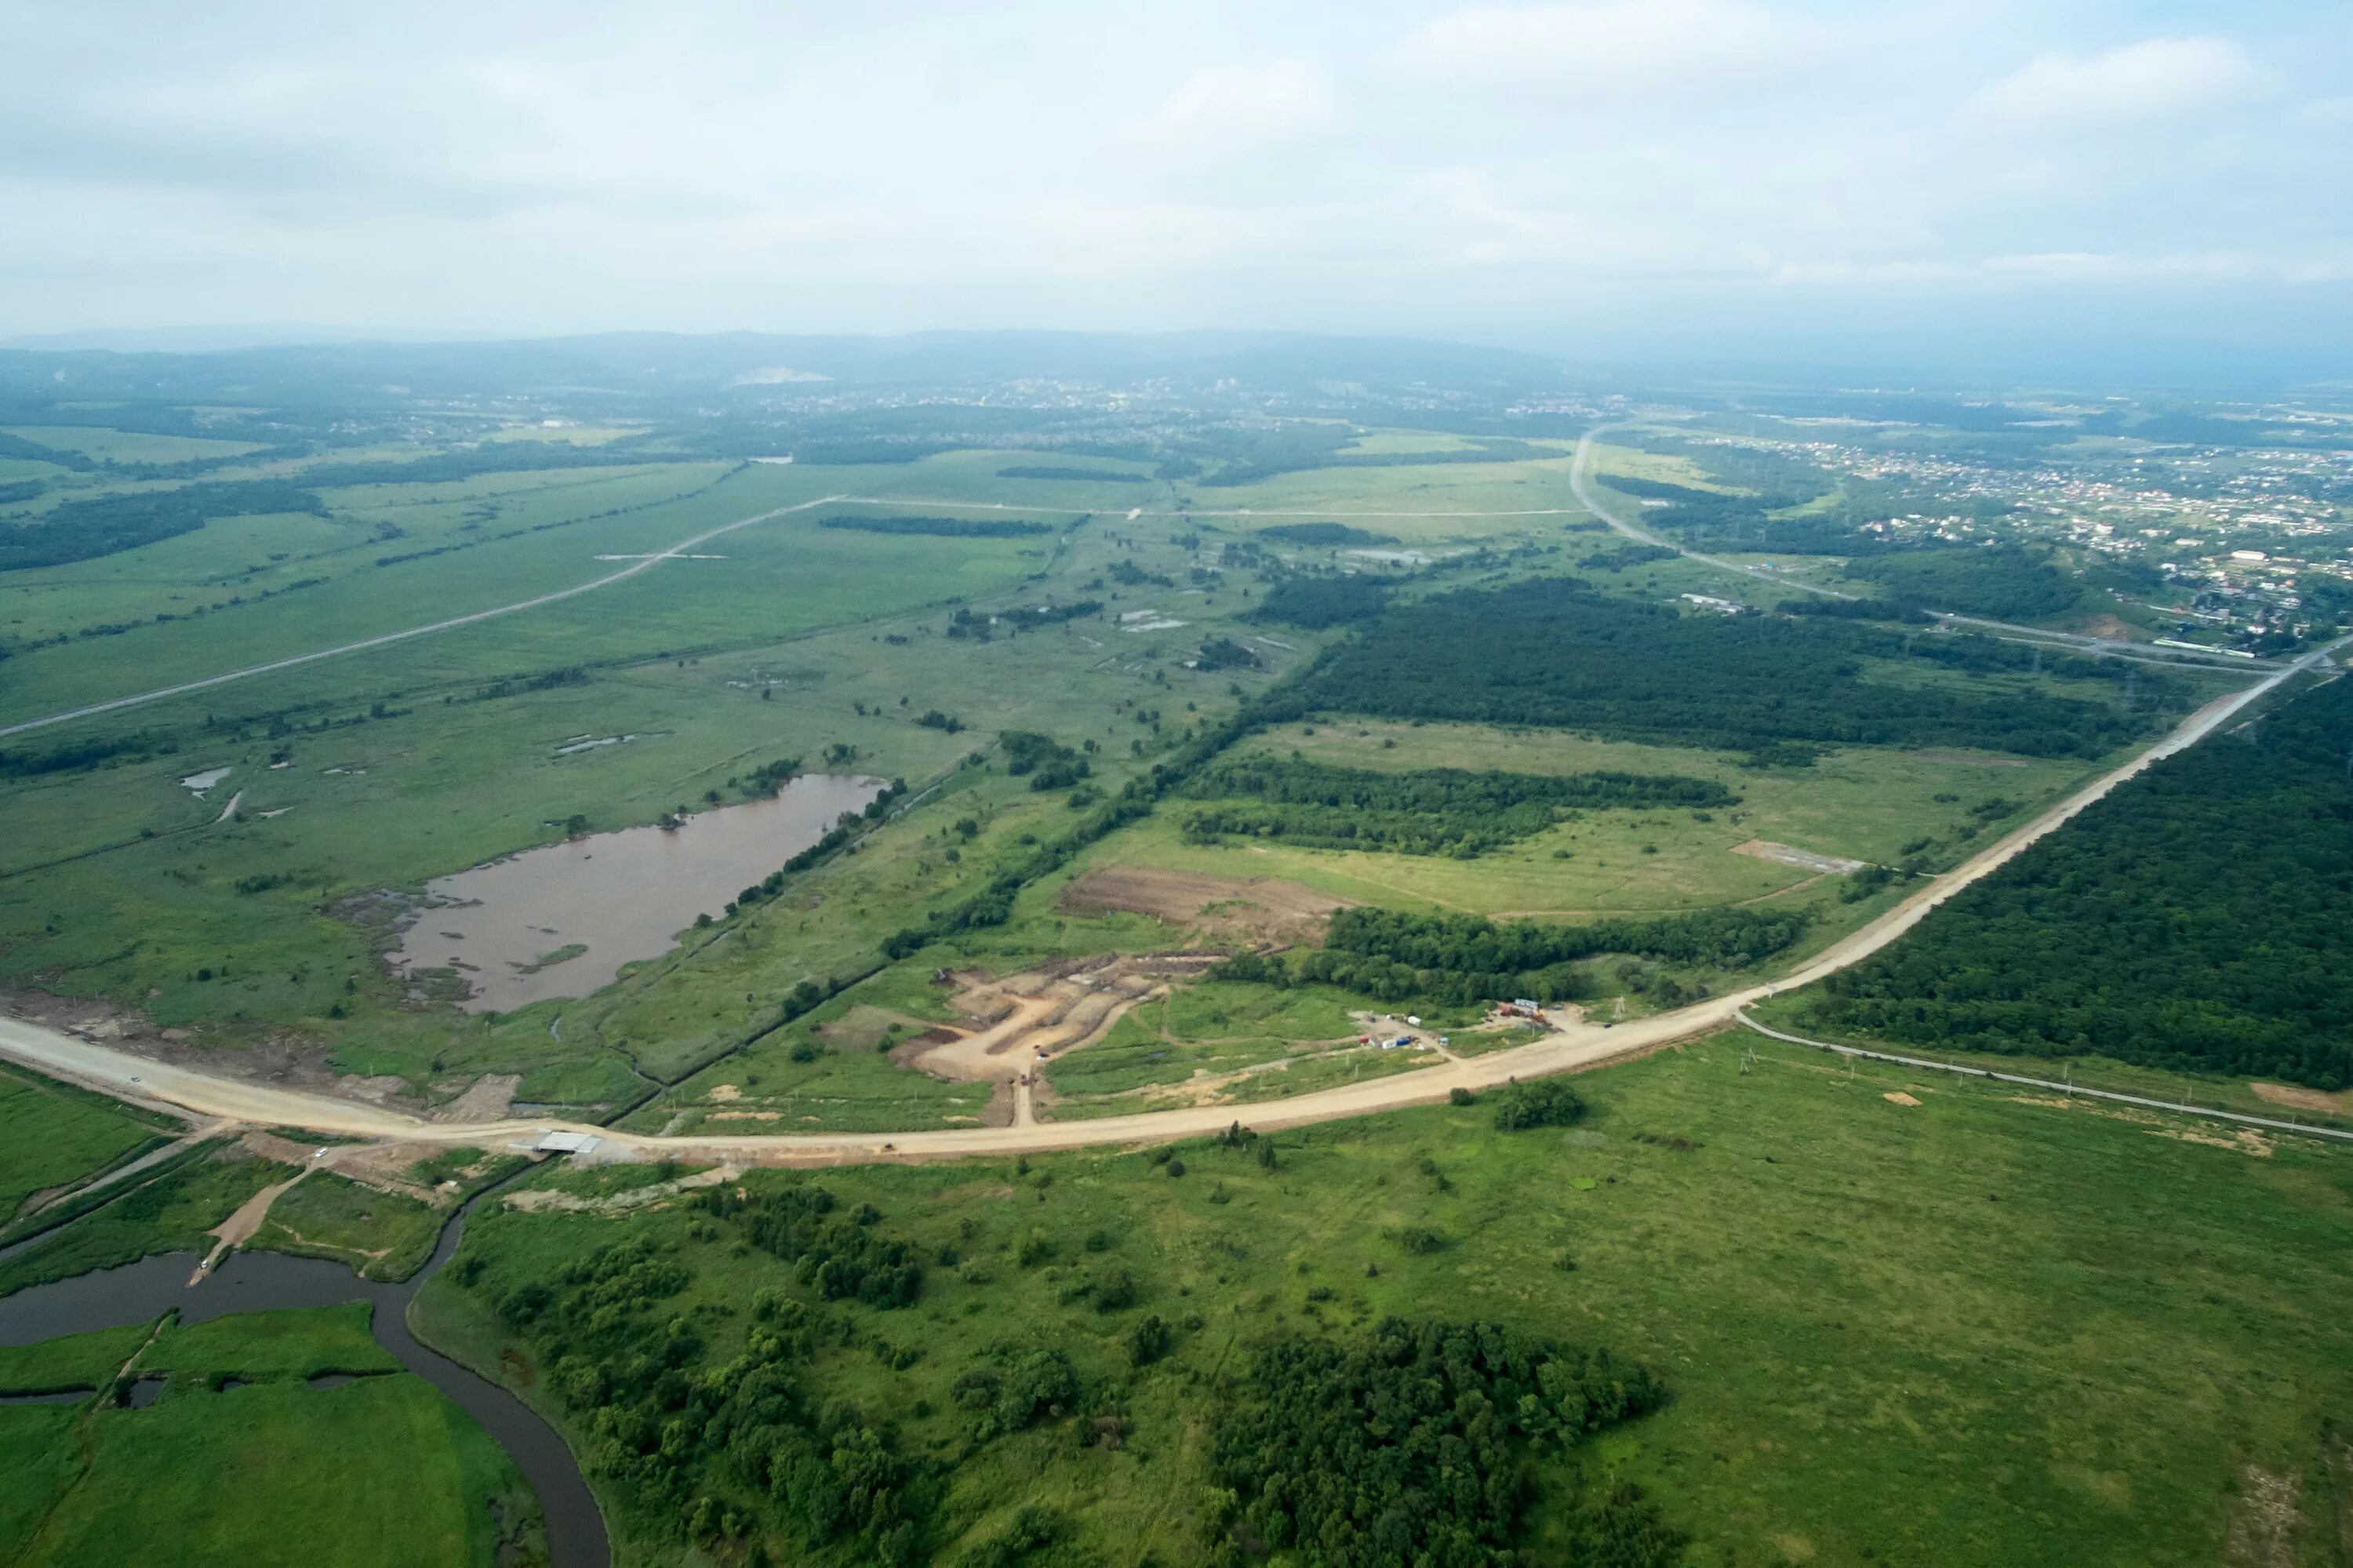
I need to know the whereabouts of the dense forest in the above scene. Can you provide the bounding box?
[1218,904,1812,1006]
[0,479,328,570]
[1242,573,1395,628]
[1212,1319,1677,1566]
[1800,675,2353,1088]
[1842,547,2085,622]
[1178,755,1733,858]
[1284,580,2151,759]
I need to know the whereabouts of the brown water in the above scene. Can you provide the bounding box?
[391,774,882,1013]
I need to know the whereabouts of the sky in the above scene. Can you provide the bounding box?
[7,1,2351,378]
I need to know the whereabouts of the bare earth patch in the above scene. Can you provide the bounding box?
[1059,865,1350,939]
[1882,1091,1922,1107]
[431,1072,519,1123]
[1733,839,1865,876]
[2225,1464,2302,1568]
[2250,1080,2350,1115]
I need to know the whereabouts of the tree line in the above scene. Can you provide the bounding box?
[1217,904,1812,1006]
[0,479,327,571]
[1178,754,1733,859]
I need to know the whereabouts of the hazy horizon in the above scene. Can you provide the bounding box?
[8,2,2352,384]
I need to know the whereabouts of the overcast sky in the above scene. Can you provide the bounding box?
[8,1,2351,373]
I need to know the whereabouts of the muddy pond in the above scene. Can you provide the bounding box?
[392,774,883,1013]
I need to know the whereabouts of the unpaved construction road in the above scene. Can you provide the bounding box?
[1,631,2329,1166]
[0,495,848,741]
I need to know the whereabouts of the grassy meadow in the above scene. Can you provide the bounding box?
[0,1305,533,1568]
[422,1031,2353,1567]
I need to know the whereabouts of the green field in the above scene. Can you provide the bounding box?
[0,1306,533,1567]
[0,1145,295,1297]
[420,1032,2353,1566]
[253,1172,444,1280]
[0,1063,173,1228]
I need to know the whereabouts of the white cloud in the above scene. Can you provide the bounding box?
[1969,36,2266,130]
[1131,61,1333,152]
[1396,0,1807,87]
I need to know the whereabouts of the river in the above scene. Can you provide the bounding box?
[0,1203,608,1568]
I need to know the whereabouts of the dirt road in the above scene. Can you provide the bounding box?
[0,496,847,741]
[1,633,2322,1164]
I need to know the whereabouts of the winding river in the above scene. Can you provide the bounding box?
[0,1203,608,1568]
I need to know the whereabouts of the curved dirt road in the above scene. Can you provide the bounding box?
[0,635,2321,1165]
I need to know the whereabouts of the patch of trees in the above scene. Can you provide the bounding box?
[998,600,1101,631]
[819,514,1050,538]
[495,1236,925,1563]
[0,431,96,471]
[731,781,907,911]
[1108,558,1175,588]
[464,664,588,704]
[1802,675,2353,1089]
[917,710,964,733]
[693,1183,925,1308]
[741,755,804,795]
[1257,522,1399,546]
[1288,579,2148,759]
[1191,636,1261,672]
[950,1343,1082,1439]
[1600,475,1862,555]
[1208,1318,1676,1566]
[297,442,660,488]
[1001,731,1090,790]
[1243,573,1395,628]
[0,730,177,779]
[1579,542,1682,572]
[1201,433,1556,488]
[1493,1077,1587,1130]
[0,480,328,571]
[0,479,46,505]
[1217,903,1810,1006]
[1224,899,1807,1007]
[1842,546,2084,623]
[994,465,1143,482]
[1178,755,1733,858]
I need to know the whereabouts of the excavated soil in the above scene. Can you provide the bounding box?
[1058,866,1350,939]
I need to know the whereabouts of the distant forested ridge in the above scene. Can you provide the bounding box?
[0,480,328,571]
[1801,675,2353,1089]
[1282,579,2154,759]
[1180,754,1734,857]
[817,514,1051,538]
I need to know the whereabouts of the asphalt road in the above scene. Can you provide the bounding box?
[0,633,2320,1165]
